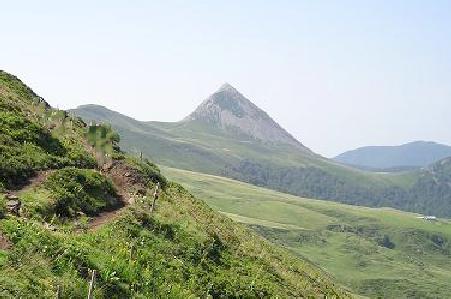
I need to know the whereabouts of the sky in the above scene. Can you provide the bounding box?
[1,1,450,157]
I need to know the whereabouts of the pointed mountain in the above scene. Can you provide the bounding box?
[184,83,309,150]
[70,82,451,218]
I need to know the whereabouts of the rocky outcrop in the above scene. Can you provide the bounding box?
[5,194,21,216]
[184,83,310,151]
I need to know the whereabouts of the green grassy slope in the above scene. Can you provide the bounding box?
[71,104,451,217]
[0,71,347,297]
[163,167,451,299]
[71,105,382,179]
[0,80,96,189]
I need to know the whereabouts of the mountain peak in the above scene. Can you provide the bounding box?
[183,84,310,151]
[218,82,238,92]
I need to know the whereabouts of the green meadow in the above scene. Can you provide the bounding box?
[163,167,451,298]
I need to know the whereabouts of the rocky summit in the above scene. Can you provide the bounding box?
[184,83,309,150]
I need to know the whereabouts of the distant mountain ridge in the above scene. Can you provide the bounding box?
[71,85,451,217]
[335,141,451,171]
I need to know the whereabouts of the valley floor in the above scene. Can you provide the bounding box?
[163,167,451,299]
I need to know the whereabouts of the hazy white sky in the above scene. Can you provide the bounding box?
[1,1,450,157]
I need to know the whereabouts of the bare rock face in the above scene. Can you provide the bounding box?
[184,83,310,151]
[5,196,21,216]
[5,194,18,200]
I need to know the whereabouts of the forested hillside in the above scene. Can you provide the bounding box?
[223,158,451,217]
[0,71,347,298]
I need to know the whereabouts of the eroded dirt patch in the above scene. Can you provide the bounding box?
[87,160,150,230]
[102,160,148,202]
[0,232,12,250]
[8,170,54,194]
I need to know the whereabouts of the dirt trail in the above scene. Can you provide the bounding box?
[3,142,151,231]
[80,142,136,230]
[87,207,126,230]
[3,167,134,231]
[87,160,150,230]
[8,170,54,195]
[87,184,130,231]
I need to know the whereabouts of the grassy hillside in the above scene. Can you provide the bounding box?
[0,71,347,297]
[163,167,451,299]
[72,104,451,217]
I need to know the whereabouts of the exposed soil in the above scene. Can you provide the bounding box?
[102,160,148,201]
[0,231,12,250]
[87,207,127,230]
[3,150,149,231]
[8,170,54,194]
[87,160,149,230]
[2,166,131,231]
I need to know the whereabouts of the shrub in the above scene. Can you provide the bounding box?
[377,234,395,249]
[125,157,167,189]
[0,108,96,187]
[0,111,65,156]
[43,168,120,217]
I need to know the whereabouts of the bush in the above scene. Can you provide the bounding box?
[125,157,167,189]
[43,168,120,217]
[0,108,96,187]
[377,234,395,249]
[0,111,65,156]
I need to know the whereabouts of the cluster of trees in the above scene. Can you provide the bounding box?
[408,159,451,217]
[223,159,451,217]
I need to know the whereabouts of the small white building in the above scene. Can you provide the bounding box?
[417,215,437,221]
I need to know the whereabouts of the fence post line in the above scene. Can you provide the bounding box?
[55,284,60,299]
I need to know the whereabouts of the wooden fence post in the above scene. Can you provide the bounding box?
[55,284,61,299]
[150,182,160,213]
[87,270,96,299]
